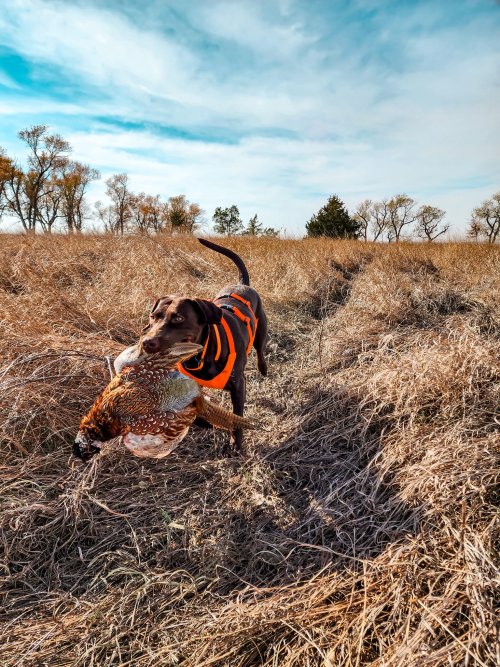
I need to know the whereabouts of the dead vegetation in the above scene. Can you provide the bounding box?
[0,234,499,666]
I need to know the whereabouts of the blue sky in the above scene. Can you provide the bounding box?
[0,0,499,234]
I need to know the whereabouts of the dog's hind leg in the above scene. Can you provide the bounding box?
[228,376,246,453]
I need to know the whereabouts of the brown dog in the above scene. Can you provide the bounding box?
[140,238,269,452]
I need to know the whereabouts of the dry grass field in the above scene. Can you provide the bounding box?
[0,234,499,666]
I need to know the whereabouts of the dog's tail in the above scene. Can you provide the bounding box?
[197,238,250,286]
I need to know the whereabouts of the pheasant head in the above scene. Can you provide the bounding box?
[73,342,203,461]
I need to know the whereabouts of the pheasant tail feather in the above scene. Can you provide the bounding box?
[196,396,258,431]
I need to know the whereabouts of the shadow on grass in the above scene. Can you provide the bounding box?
[1,385,419,619]
[207,385,420,593]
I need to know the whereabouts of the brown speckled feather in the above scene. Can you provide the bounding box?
[76,343,257,460]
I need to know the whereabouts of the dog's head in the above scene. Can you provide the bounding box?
[140,295,222,354]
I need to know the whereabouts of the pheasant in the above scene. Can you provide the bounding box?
[74,342,256,461]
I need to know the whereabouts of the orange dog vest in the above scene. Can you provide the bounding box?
[177,292,258,390]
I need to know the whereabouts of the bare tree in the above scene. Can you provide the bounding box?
[371,200,390,241]
[386,194,417,242]
[105,173,133,234]
[3,126,71,233]
[60,162,100,233]
[1,160,23,226]
[130,193,169,234]
[97,187,201,235]
[467,219,483,242]
[471,192,500,243]
[352,199,389,241]
[130,193,153,234]
[1,131,99,234]
[415,205,448,242]
[95,201,116,234]
[37,173,64,233]
[352,199,372,240]
[185,201,204,233]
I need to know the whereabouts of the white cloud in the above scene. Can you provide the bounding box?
[199,1,312,60]
[0,71,20,89]
[0,0,319,131]
[0,1,197,103]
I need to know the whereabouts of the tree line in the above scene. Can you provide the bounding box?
[0,126,98,234]
[0,126,206,235]
[306,193,500,243]
[0,125,280,237]
[212,206,279,237]
[1,125,498,241]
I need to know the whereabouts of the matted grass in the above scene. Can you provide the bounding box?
[0,235,498,666]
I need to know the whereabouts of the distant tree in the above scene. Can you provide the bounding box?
[185,201,204,234]
[242,214,263,236]
[213,205,243,235]
[0,149,13,219]
[470,192,500,243]
[370,200,390,241]
[130,193,148,234]
[415,205,449,242]
[105,173,133,234]
[261,226,280,237]
[167,195,204,234]
[306,195,360,238]
[130,193,169,234]
[352,199,371,240]
[467,219,483,242]
[168,195,188,231]
[241,214,280,237]
[353,199,390,241]
[2,125,71,233]
[386,194,417,242]
[60,162,100,233]
[94,201,116,234]
[37,173,64,234]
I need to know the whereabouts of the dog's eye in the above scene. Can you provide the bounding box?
[172,315,184,323]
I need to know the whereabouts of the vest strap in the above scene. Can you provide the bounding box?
[216,293,258,356]
[178,317,236,389]
[184,328,210,371]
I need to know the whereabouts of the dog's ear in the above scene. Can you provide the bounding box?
[152,296,175,312]
[142,296,175,332]
[188,298,222,325]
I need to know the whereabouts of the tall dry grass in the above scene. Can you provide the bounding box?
[0,234,499,666]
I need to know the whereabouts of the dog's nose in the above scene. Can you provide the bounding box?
[142,338,160,353]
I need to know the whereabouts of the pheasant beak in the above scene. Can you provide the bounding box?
[73,431,102,462]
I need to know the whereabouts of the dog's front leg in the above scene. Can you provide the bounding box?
[228,376,246,454]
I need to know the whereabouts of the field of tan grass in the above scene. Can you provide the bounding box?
[0,234,499,666]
